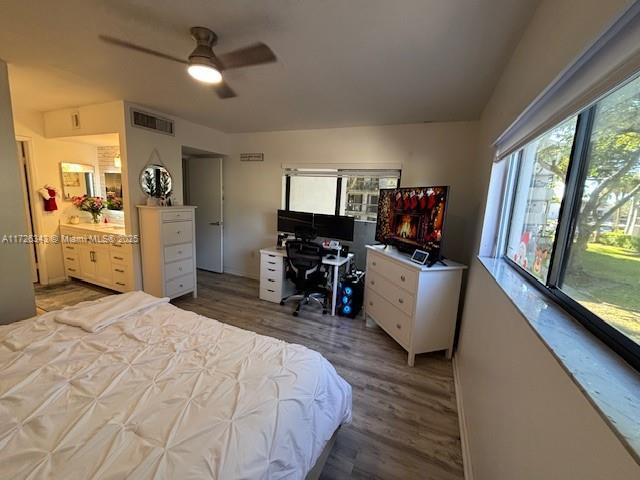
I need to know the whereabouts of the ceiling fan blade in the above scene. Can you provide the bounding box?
[213,81,237,99]
[217,42,277,70]
[99,35,188,65]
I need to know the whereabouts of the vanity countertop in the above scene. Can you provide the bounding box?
[60,223,127,236]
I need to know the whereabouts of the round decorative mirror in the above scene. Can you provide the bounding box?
[140,164,172,197]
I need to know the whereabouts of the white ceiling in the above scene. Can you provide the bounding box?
[0,0,538,133]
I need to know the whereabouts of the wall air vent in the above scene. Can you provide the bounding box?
[130,109,175,136]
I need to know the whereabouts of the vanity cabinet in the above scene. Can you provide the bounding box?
[60,225,134,293]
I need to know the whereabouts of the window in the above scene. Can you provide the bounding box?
[501,74,640,370]
[506,117,578,281]
[284,169,400,221]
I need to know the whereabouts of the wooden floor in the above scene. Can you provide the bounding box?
[34,271,464,480]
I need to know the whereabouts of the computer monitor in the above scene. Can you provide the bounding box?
[277,209,314,234]
[313,214,355,242]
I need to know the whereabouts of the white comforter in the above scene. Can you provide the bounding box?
[0,297,352,479]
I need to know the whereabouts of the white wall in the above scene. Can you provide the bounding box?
[0,60,35,322]
[225,122,480,278]
[13,107,99,284]
[456,0,640,478]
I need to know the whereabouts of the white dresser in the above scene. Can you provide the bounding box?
[137,206,197,299]
[259,247,295,304]
[60,224,135,293]
[364,245,467,366]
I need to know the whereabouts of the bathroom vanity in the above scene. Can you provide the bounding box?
[59,223,135,292]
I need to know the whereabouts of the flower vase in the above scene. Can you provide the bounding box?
[91,212,101,224]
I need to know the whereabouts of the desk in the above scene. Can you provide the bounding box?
[259,246,354,316]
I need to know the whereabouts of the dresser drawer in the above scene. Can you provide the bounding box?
[366,289,411,347]
[110,242,132,253]
[63,244,78,254]
[260,285,282,303]
[166,274,195,298]
[164,243,193,263]
[110,250,131,265]
[162,221,193,246]
[261,252,284,270]
[367,252,418,292]
[112,267,130,292]
[367,270,415,316]
[63,253,79,268]
[112,263,129,276]
[162,210,194,223]
[260,255,284,276]
[165,258,194,280]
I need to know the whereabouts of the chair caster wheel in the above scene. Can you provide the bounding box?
[293,311,299,317]
[322,310,328,315]
[279,300,285,306]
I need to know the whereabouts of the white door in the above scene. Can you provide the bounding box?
[186,157,223,272]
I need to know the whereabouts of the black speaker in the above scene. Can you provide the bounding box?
[337,272,364,318]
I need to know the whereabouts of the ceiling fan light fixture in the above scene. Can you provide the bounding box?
[187,62,222,84]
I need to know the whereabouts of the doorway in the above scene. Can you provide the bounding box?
[182,146,224,273]
[16,141,38,283]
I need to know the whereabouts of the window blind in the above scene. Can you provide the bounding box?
[495,2,640,160]
[283,166,401,178]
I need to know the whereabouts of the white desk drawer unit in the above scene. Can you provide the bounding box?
[364,245,466,366]
[259,248,295,304]
[138,206,198,300]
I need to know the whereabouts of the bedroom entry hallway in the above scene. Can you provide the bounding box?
[33,272,464,479]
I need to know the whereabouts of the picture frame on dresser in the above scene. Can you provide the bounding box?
[137,205,198,299]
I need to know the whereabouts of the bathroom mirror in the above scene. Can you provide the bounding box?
[140,164,172,197]
[60,162,96,200]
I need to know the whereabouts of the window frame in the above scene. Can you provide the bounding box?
[500,104,640,372]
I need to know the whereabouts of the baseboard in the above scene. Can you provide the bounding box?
[452,355,474,480]
[223,268,259,280]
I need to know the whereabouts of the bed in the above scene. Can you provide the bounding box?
[0,292,352,479]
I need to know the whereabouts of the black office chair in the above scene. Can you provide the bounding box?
[280,239,329,316]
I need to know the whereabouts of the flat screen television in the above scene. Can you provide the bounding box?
[374,186,449,256]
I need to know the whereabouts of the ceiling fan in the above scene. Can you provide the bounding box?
[99,26,277,99]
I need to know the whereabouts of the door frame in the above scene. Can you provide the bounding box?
[16,136,50,284]
[183,155,224,273]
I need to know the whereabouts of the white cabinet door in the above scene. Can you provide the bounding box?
[78,244,97,280]
[93,247,113,286]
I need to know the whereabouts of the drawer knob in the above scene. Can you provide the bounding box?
[370,280,375,285]
[398,298,404,304]
[66,257,74,261]
[178,267,183,271]
[116,282,125,286]
[115,268,124,273]
[177,230,181,234]
[400,275,406,282]
[372,261,377,266]
[268,279,275,282]
[396,323,401,330]
[68,268,76,272]
[369,301,373,306]
[114,256,124,261]
[179,284,183,288]
[178,250,183,254]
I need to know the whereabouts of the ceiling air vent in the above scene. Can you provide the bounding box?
[130,109,175,136]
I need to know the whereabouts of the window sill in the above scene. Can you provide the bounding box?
[477,256,640,464]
